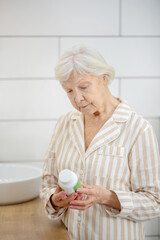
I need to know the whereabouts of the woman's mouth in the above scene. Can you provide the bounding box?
[80,104,89,109]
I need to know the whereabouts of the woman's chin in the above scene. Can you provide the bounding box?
[75,105,90,112]
[74,105,95,115]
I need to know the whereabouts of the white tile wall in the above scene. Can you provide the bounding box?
[122,0,160,36]
[0,38,58,78]
[145,218,159,236]
[0,78,119,162]
[4,36,160,78]
[60,38,160,77]
[145,237,160,240]
[0,0,119,36]
[0,79,119,120]
[0,121,56,162]
[0,80,73,119]
[146,118,160,147]
[0,1,160,238]
[108,79,119,98]
[120,79,160,117]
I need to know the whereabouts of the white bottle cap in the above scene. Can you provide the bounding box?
[58,169,78,195]
[59,169,73,184]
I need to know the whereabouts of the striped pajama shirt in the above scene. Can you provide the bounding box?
[40,98,160,240]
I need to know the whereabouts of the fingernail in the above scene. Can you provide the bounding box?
[77,189,80,193]
[79,193,83,197]
[69,206,74,208]
[70,201,74,205]
[74,194,77,197]
[62,192,66,195]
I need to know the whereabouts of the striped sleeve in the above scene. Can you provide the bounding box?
[39,121,67,220]
[106,125,160,222]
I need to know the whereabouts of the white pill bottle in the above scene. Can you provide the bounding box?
[58,169,82,196]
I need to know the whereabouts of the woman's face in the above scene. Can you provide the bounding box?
[61,73,108,115]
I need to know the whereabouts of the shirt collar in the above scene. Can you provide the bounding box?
[112,98,131,122]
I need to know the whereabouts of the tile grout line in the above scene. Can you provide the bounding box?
[119,78,121,98]
[0,78,55,81]
[0,76,160,81]
[119,0,122,36]
[0,35,160,38]
[58,37,60,59]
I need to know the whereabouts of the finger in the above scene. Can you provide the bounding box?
[67,192,79,203]
[76,187,92,195]
[53,191,71,208]
[55,185,63,194]
[59,192,78,207]
[57,185,63,191]
[80,182,91,188]
[70,198,90,207]
[75,193,83,200]
[82,183,92,188]
[61,192,78,203]
[54,191,67,202]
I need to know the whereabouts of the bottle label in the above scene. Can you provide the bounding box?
[73,179,82,192]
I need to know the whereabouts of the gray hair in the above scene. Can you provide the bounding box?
[54,44,115,84]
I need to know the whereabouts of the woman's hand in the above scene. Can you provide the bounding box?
[69,183,104,210]
[69,183,121,211]
[50,185,83,209]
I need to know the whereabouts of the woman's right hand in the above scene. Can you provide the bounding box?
[50,185,83,208]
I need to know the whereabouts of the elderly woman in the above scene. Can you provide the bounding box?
[40,45,160,240]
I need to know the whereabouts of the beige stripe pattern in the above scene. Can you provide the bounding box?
[40,98,160,240]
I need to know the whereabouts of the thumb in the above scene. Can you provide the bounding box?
[55,185,63,194]
[82,183,92,188]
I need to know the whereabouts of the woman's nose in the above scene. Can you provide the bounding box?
[74,91,84,104]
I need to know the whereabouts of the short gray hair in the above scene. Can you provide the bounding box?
[54,44,115,84]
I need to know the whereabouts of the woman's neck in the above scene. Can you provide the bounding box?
[85,95,121,122]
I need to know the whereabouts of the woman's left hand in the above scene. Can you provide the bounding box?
[69,183,110,210]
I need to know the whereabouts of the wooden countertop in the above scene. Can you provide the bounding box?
[0,197,70,240]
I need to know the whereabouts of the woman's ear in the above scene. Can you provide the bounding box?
[103,74,109,85]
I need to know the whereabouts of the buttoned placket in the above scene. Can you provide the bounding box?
[68,99,132,239]
[77,210,85,240]
[78,155,85,240]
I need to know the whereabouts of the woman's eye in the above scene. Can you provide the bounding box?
[80,87,87,90]
[67,90,72,93]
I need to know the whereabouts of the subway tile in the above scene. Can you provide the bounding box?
[120,79,160,117]
[144,218,159,236]
[145,237,160,240]
[1,37,160,79]
[0,0,119,36]
[0,38,58,78]
[146,118,160,147]
[0,79,119,120]
[0,121,56,162]
[0,80,74,119]
[60,38,160,77]
[122,0,160,36]
[108,78,119,97]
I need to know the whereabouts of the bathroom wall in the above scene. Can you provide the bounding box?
[0,0,160,238]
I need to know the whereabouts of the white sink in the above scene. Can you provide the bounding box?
[0,164,42,205]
